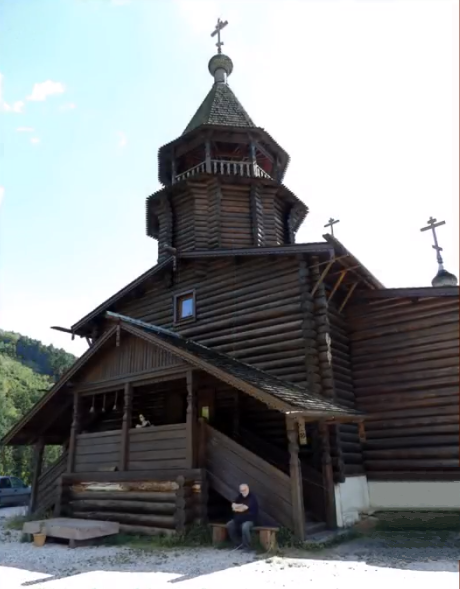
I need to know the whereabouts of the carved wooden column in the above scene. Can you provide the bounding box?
[119,383,133,471]
[67,391,80,473]
[319,421,337,529]
[186,370,196,468]
[28,437,44,515]
[286,417,305,540]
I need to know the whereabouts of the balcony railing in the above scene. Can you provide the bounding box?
[174,159,272,183]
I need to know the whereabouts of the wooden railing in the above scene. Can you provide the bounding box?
[204,423,293,530]
[175,159,272,183]
[34,450,68,515]
[236,427,326,522]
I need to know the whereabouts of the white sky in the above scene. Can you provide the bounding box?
[2,0,459,357]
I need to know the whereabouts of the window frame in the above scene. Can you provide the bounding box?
[173,289,196,324]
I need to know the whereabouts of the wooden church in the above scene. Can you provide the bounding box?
[2,21,459,540]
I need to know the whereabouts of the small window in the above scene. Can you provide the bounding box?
[174,290,196,323]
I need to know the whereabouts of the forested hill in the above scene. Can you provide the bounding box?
[0,330,77,481]
[0,330,76,380]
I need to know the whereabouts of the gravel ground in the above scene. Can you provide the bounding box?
[0,507,459,588]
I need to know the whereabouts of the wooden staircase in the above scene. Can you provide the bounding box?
[235,427,327,535]
[204,424,327,537]
[33,451,68,516]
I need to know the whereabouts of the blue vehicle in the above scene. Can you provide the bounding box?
[0,476,31,507]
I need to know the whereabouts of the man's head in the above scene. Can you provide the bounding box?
[239,483,249,497]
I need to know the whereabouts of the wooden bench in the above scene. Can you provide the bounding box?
[210,522,279,551]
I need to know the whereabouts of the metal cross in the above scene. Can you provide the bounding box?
[324,218,340,236]
[211,18,228,54]
[420,216,446,265]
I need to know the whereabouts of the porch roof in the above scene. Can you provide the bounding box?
[2,313,361,447]
[107,312,361,421]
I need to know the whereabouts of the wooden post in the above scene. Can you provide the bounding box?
[67,391,80,474]
[28,438,44,515]
[286,417,305,540]
[53,475,63,517]
[186,370,196,468]
[175,475,186,535]
[233,391,240,439]
[249,141,257,176]
[197,417,207,469]
[120,382,133,471]
[319,422,337,529]
[205,139,212,173]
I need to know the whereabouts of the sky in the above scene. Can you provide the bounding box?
[0,0,458,357]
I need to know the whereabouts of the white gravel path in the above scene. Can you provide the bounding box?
[0,507,458,589]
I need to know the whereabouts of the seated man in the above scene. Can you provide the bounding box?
[226,483,258,551]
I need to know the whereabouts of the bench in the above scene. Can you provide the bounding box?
[210,522,279,551]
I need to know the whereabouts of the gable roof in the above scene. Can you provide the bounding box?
[107,312,360,420]
[70,256,173,335]
[183,83,255,134]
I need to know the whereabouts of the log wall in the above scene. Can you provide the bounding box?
[62,474,200,536]
[158,178,294,254]
[328,303,364,478]
[347,295,460,480]
[116,255,308,385]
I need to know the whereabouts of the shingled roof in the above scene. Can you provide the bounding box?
[107,312,361,420]
[183,83,255,134]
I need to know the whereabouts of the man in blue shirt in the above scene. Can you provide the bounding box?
[226,483,259,551]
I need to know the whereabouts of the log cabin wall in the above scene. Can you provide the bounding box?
[347,295,460,480]
[115,255,308,386]
[301,256,345,483]
[62,473,202,536]
[328,302,365,479]
[155,178,295,253]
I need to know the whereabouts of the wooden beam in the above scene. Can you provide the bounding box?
[353,286,460,299]
[119,383,133,471]
[76,368,189,395]
[186,370,196,469]
[311,259,335,296]
[28,438,44,515]
[318,422,336,529]
[286,417,305,540]
[328,270,347,302]
[338,282,358,313]
[67,391,80,474]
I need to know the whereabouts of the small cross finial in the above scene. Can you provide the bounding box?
[420,216,446,266]
[324,218,340,237]
[211,18,228,54]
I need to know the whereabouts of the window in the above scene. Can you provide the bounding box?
[0,478,11,489]
[11,477,26,489]
[174,290,195,323]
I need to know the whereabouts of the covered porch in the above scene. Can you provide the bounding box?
[1,313,364,540]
